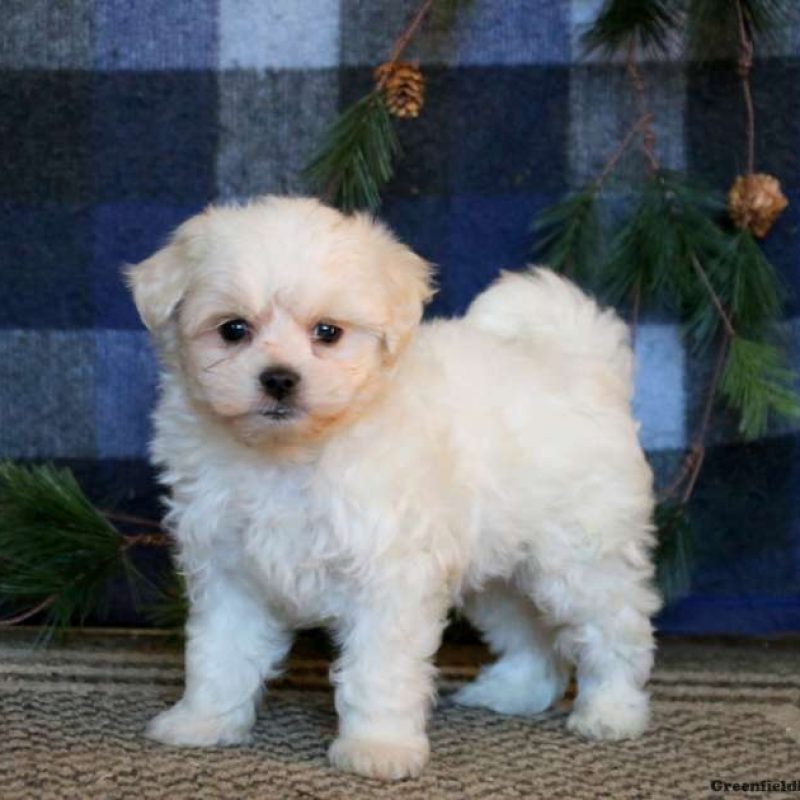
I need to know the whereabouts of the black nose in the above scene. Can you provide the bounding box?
[259,367,300,401]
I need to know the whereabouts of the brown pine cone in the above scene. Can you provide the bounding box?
[374,61,425,119]
[728,173,789,238]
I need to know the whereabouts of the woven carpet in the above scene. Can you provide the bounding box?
[1,632,799,800]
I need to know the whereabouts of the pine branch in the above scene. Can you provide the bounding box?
[531,114,649,283]
[144,570,188,632]
[0,463,169,639]
[662,333,729,504]
[686,250,736,342]
[687,0,794,58]
[720,335,800,439]
[625,41,660,174]
[0,463,137,638]
[305,0,460,212]
[654,500,694,603]
[539,167,798,453]
[383,0,438,67]
[0,594,57,627]
[597,113,652,187]
[735,0,757,174]
[727,232,785,333]
[665,228,796,498]
[603,170,726,308]
[532,186,602,282]
[101,509,164,529]
[563,0,798,603]
[685,228,784,350]
[604,170,799,448]
[304,93,401,212]
[581,0,683,58]
[584,1,669,172]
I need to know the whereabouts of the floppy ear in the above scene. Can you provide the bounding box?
[381,242,436,360]
[124,215,207,331]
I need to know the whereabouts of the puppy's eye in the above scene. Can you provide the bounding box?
[312,322,343,345]
[218,319,250,343]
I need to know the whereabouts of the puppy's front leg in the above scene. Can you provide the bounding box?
[329,575,448,780]
[146,568,291,747]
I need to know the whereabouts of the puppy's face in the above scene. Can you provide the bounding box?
[127,198,433,447]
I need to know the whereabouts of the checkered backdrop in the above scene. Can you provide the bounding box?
[1,0,799,634]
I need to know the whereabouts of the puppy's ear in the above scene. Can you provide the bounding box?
[124,214,207,331]
[381,242,435,360]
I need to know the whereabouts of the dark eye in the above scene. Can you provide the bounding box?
[218,318,250,343]
[312,322,343,345]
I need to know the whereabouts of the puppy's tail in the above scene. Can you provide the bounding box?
[465,267,634,391]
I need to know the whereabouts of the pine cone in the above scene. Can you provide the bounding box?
[374,61,425,119]
[728,173,788,238]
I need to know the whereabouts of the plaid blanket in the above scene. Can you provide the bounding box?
[1,0,798,634]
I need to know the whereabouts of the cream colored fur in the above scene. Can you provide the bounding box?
[127,196,660,781]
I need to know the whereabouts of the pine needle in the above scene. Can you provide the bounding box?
[532,186,602,284]
[428,0,475,30]
[144,569,188,632]
[686,0,795,57]
[603,170,726,309]
[654,500,694,603]
[685,228,784,350]
[720,335,800,439]
[581,0,683,57]
[0,462,137,639]
[725,230,785,333]
[544,171,800,441]
[304,92,401,213]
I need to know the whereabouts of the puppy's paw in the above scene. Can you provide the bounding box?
[328,735,429,781]
[567,686,649,741]
[453,658,568,716]
[145,700,254,747]
[453,678,555,716]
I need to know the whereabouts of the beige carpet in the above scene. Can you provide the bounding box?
[1,630,799,799]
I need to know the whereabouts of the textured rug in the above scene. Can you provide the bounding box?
[1,631,799,799]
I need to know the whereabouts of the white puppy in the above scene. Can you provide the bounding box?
[127,196,659,781]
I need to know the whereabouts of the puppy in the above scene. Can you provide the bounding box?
[127,197,659,781]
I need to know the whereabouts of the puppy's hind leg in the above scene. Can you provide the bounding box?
[453,581,569,715]
[527,547,660,741]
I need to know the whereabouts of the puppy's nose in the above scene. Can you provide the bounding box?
[259,367,300,401]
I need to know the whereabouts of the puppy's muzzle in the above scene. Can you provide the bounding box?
[260,366,300,402]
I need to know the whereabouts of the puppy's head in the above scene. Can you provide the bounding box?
[126,197,433,446]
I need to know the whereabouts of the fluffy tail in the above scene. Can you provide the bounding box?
[465,267,633,391]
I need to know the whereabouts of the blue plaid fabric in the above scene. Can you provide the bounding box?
[1,0,799,633]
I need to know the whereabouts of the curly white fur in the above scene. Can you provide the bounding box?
[128,197,660,781]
